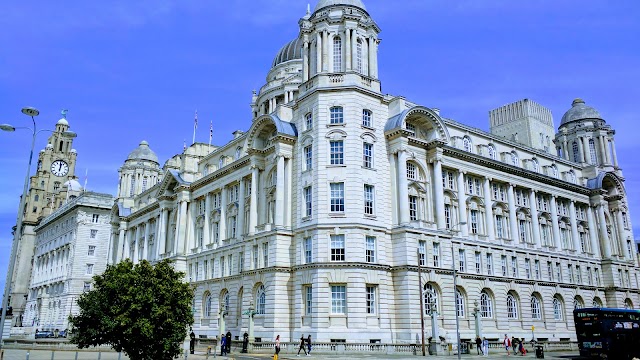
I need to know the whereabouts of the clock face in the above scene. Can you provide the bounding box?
[50,160,69,177]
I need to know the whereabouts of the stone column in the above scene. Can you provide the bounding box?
[316,32,322,75]
[371,38,379,78]
[433,158,445,229]
[351,30,357,71]
[599,136,609,165]
[345,28,351,70]
[569,201,581,252]
[610,139,619,167]
[322,30,329,72]
[302,41,309,82]
[238,178,246,236]
[397,150,410,224]
[550,196,561,249]
[220,187,227,241]
[107,231,115,265]
[529,190,541,248]
[483,178,495,241]
[563,139,569,160]
[456,171,468,237]
[285,156,293,227]
[143,222,150,261]
[275,155,285,227]
[586,206,600,257]
[132,227,139,263]
[582,137,590,164]
[117,223,127,262]
[176,197,189,255]
[204,194,211,246]
[506,184,519,243]
[615,209,629,259]
[249,166,259,234]
[158,208,168,256]
[368,37,375,77]
[284,91,289,104]
[597,204,611,258]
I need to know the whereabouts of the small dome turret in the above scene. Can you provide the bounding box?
[272,38,303,68]
[127,140,159,164]
[314,0,367,12]
[57,118,69,126]
[63,179,83,192]
[560,98,604,126]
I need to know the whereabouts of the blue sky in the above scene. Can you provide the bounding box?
[1,0,639,297]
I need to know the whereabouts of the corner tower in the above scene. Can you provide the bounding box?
[489,98,555,153]
[117,141,162,209]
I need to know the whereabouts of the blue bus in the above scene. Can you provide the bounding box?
[574,307,640,359]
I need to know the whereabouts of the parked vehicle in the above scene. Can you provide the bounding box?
[58,329,68,338]
[35,330,54,339]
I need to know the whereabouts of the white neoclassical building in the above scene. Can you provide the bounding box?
[109,0,639,345]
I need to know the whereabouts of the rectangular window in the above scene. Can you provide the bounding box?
[459,249,466,272]
[556,262,562,282]
[330,234,345,261]
[86,264,94,275]
[229,216,237,238]
[568,265,574,283]
[253,245,259,269]
[330,140,344,165]
[92,214,99,223]
[519,220,527,242]
[364,184,375,215]
[511,256,518,277]
[587,267,592,285]
[330,107,344,124]
[495,215,503,238]
[204,260,209,279]
[501,255,507,276]
[409,196,418,221]
[331,285,346,314]
[576,266,582,284]
[304,186,313,217]
[227,255,233,276]
[238,252,243,273]
[330,183,345,212]
[83,282,91,292]
[220,256,225,277]
[486,253,493,275]
[363,142,373,168]
[305,112,313,130]
[366,285,377,314]
[444,204,451,229]
[525,259,531,279]
[535,260,541,280]
[87,245,96,256]
[214,222,220,243]
[547,261,554,281]
[418,241,426,266]
[474,179,481,195]
[304,237,312,263]
[90,229,98,239]
[263,242,269,267]
[305,285,313,315]
[366,236,376,263]
[362,109,372,127]
[211,259,215,278]
[304,145,313,170]
[470,210,478,234]
[595,268,600,286]
[433,243,440,267]
[475,252,481,274]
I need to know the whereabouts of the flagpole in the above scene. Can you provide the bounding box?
[209,120,213,146]
[192,110,198,144]
[83,168,88,192]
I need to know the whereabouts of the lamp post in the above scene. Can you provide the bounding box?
[0,107,77,347]
[417,248,426,356]
[446,221,466,360]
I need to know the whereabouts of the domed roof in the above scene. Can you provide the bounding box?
[127,140,159,164]
[57,118,68,126]
[314,0,367,12]
[560,98,604,126]
[63,179,83,192]
[46,143,53,150]
[272,38,303,68]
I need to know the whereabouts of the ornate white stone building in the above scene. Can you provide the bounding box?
[109,0,639,344]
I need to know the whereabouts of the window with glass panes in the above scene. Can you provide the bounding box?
[366,236,376,263]
[304,186,312,217]
[330,106,344,124]
[547,261,553,281]
[304,145,313,170]
[511,257,518,277]
[501,255,507,276]
[362,109,372,127]
[330,140,344,165]
[495,215,504,238]
[305,285,313,315]
[263,242,269,267]
[333,37,342,72]
[363,142,373,168]
[331,285,346,314]
[366,285,376,314]
[555,262,562,282]
[480,291,493,318]
[239,252,244,273]
[253,245,259,269]
[305,112,313,130]
[486,254,493,275]
[407,162,416,180]
[364,184,375,215]
[433,243,440,267]
[409,196,418,221]
[456,290,465,317]
[475,252,481,273]
[470,210,478,234]
[304,237,312,263]
[418,241,426,266]
[459,249,466,272]
[330,234,345,261]
[444,204,451,229]
[330,183,345,212]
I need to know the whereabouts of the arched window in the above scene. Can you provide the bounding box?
[456,290,465,317]
[463,137,472,152]
[333,37,342,72]
[480,291,493,318]
[423,283,438,315]
[588,138,597,164]
[553,297,563,320]
[34,195,39,202]
[531,296,542,319]
[593,297,603,308]
[487,145,497,160]
[511,152,519,167]
[256,285,266,315]
[507,294,518,319]
[624,299,633,309]
[362,109,372,127]
[574,297,584,309]
[572,141,580,162]
[203,292,212,317]
[356,38,363,73]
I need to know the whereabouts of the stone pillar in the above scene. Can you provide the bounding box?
[204,195,211,246]
[284,91,289,104]
[582,137,590,164]
[430,310,442,355]
[586,206,600,257]
[563,139,569,160]
[483,178,495,241]
[529,190,541,248]
[456,171,468,236]
[599,136,608,165]
[611,139,619,167]
[371,38,379,78]
[368,37,374,77]
[597,204,611,258]
[615,209,629,259]
[550,196,562,249]
[176,197,189,255]
[397,150,410,224]
[351,30,357,71]
[316,32,322,75]
[507,184,519,243]
[220,187,227,241]
[159,208,168,256]
[123,228,131,260]
[249,166,259,234]
[143,222,150,261]
[303,41,309,81]
[237,178,245,236]
[569,201,581,252]
[285,156,293,227]
[275,155,285,227]
[322,30,329,72]
[345,28,351,70]
[133,227,140,262]
[433,158,446,229]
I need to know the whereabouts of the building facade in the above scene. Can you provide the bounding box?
[22,192,114,332]
[107,0,639,344]
[6,113,79,328]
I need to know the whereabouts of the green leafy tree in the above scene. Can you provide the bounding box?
[69,259,194,360]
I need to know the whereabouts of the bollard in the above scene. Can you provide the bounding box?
[26,351,30,360]
[51,350,55,360]
[75,351,79,360]
[97,352,101,360]
[118,353,122,360]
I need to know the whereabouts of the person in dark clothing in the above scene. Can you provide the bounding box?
[220,334,227,356]
[475,336,483,355]
[189,328,196,354]
[297,334,308,356]
[225,331,232,353]
[307,334,312,354]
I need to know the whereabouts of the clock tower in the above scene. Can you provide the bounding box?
[7,111,78,327]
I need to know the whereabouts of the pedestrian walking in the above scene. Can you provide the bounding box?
[512,336,518,354]
[307,334,312,355]
[189,328,196,354]
[274,335,281,360]
[503,334,511,356]
[226,331,232,353]
[220,334,227,356]
[297,334,308,356]
[482,337,489,357]
[475,336,483,355]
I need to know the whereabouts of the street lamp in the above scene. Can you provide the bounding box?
[417,247,426,356]
[0,107,77,347]
[446,221,466,360]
